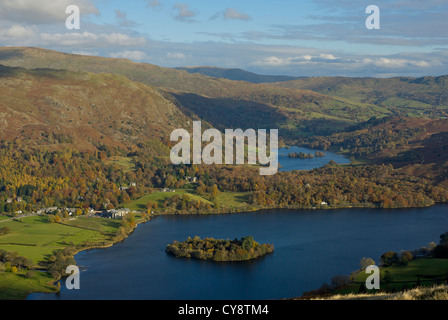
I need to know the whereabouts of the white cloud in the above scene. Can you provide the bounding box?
[104,33,146,46]
[40,31,99,46]
[223,8,251,21]
[166,52,187,60]
[39,32,146,47]
[252,53,342,67]
[110,50,148,61]
[0,0,98,24]
[0,24,37,40]
[146,0,163,10]
[363,58,431,68]
[173,3,197,22]
[319,53,337,60]
[71,50,99,56]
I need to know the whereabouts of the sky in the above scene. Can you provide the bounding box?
[1,0,448,77]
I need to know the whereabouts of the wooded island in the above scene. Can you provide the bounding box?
[166,236,274,262]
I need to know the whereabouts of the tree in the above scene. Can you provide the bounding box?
[210,184,220,200]
[241,236,255,251]
[440,232,448,245]
[0,227,10,236]
[433,244,448,259]
[399,251,413,265]
[380,251,398,267]
[331,275,350,288]
[359,257,376,270]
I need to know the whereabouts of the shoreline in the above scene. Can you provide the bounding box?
[28,200,448,299]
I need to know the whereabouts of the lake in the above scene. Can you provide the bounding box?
[28,205,448,300]
[27,148,448,300]
[278,146,350,172]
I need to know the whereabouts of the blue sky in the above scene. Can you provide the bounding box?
[1,0,448,77]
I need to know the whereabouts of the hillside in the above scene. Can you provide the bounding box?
[297,116,448,187]
[175,66,300,83]
[307,284,448,300]
[0,47,397,138]
[0,64,190,152]
[273,76,448,118]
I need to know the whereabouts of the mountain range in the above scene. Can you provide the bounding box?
[0,47,447,152]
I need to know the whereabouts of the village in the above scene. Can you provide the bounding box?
[6,204,135,221]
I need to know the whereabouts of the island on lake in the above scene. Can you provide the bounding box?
[166,236,274,262]
[287,151,326,159]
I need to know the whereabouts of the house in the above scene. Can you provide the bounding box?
[65,208,78,215]
[101,208,131,219]
[320,201,328,206]
[37,207,59,214]
[185,176,198,183]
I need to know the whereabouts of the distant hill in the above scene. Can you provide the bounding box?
[297,116,448,187]
[1,47,447,141]
[0,64,190,151]
[273,76,448,118]
[0,47,385,138]
[175,66,301,83]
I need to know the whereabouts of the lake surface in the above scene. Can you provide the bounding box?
[29,205,448,300]
[27,148,447,300]
[277,146,350,172]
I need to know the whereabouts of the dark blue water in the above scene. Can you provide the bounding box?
[278,146,350,172]
[29,205,448,300]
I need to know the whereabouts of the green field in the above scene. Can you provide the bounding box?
[214,192,252,209]
[125,189,213,211]
[337,258,448,295]
[0,215,125,300]
[104,156,135,173]
[0,270,58,300]
[0,216,118,264]
[125,189,252,212]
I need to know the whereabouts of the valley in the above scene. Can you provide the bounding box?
[0,47,447,300]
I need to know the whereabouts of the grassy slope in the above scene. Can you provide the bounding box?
[125,189,213,211]
[0,47,398,137]
[273,76,448,117]
[125,189,252,212]
[334,258,448,296]
[0,270,58,300]
[314,284,448,300]
[0,65,191,151]
[0,216,119,264]
[0,215,125,300]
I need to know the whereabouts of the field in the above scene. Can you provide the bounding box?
[125,189,252,212]
[0,214,125,300]
[125,189,214,211]
[0,215,119,265]
[0,270,58,300]
[104,156,135,173]
[214,192,252,209]
[336,258,448,295]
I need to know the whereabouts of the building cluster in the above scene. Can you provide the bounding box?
[33,206,131,219]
